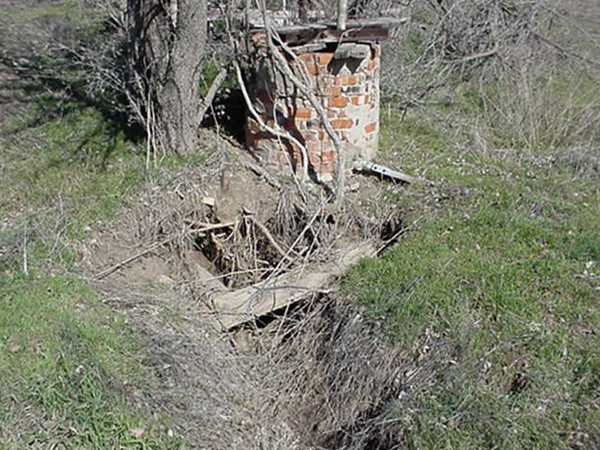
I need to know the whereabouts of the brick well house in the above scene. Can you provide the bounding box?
[245,18,403,182]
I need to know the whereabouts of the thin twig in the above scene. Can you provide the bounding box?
[22,230,28,276]
[233,60,311,181]
[246,214,297,262]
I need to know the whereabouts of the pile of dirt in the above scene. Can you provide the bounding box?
[80,133,421,449]
[83,128,399,313]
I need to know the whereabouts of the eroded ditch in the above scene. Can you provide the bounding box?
[85,145,428,449]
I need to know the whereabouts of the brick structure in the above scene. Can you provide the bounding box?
[245,19,401,182]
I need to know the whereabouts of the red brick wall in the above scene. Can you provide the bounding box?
[246,43,381,182]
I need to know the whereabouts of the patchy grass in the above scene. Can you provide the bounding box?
[0,0,86,21]
[0,95,195,445]
[0,94,144,236]
[0,1,217,442]
[0,2,198,438]
[344,87,600,449]
[0,93,188,446]
[0,271,184,449]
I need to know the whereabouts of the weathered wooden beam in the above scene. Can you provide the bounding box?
[362,161,422,184]
[273,17,406,36]
[277,27,389,46]
[291,42,328,54]
[320,26,389,42]
[211,242,376,329]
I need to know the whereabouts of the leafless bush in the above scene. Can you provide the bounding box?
[362,0,600,154]
[375,0,556,104]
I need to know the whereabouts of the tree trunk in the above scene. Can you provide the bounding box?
[127,0,206,155]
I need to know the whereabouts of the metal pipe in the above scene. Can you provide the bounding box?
[337,0,347,30]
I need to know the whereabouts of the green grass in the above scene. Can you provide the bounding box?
[0,93,144,238]
[0,96,192,446]
[0,96,185,447]
[0,1,86,21]
[344,91,600,449]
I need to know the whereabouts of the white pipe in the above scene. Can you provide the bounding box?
[337,0,348,31]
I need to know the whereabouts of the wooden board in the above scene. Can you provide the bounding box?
[273,17,406,36]
[277,26,390,46]
[210,242,376,329]
[249,17,406,46]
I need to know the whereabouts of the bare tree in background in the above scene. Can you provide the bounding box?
[126,0,207,156]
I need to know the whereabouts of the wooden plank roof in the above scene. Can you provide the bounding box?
[251,17,407,46]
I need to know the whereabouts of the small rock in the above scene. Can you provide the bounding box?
[232,330,254,353]
[9,344,21,354]
[129,428,145,439]
[202,196,216,207]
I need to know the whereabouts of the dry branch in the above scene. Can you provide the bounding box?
[95,221,236,280]
[198,67,228,124]
[233,60,311,181]
[246,214,297,263]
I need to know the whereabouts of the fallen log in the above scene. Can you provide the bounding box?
[210,241,376,329]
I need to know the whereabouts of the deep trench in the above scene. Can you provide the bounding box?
[182,207,409,448]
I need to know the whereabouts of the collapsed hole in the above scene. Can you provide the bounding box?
[225,294,408,448]
[252,292,326,332]
[380,213,404,242]
[191,212,316,289]
[202,88,246,144]
[188,198,405,291]
[217,292,414,448]
[193,204,343,289]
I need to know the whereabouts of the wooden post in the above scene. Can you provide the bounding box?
[337,0,347,30]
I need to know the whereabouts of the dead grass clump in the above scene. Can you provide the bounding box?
[474,63,600,152]
[251,298,445,450]
[557,145,600,179]
[267,299,406,449]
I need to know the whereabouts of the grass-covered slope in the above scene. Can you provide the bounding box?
[344,83,600,448]
[0,2,184,446]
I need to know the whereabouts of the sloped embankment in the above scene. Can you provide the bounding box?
[83,136,426,449]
